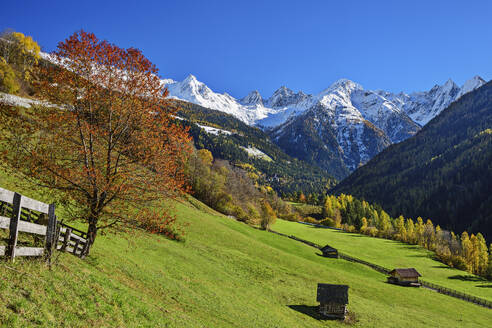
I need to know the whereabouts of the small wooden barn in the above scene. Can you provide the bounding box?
[320,245,338,258]
[316,283,349,319]
[387,268,421,287]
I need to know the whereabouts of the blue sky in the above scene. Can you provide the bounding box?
[2,0,491,98]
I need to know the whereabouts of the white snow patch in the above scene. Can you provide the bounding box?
[0,92,55,108]
[196,123,232,136]
[240,146,273,161]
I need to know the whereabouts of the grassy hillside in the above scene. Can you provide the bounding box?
[0,175,491,327]
[273,220,492,302]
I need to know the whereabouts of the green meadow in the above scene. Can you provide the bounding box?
[273,219,492,302]
[0,170,490,327]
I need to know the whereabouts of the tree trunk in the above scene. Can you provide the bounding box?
[82,220,98,257]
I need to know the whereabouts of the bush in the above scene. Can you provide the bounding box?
[231,205,248,222]
[319,217,335,227]
[303,216,319,224]
[280,212,300,222]
[0,57,19,94]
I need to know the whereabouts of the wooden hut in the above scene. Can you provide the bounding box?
[387,268,421,287]
[316,283,349,319]
[320,245,338,258]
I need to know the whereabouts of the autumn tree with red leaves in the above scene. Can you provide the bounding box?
[1,31,191,255]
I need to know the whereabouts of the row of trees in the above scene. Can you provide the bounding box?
[316,194,492,278]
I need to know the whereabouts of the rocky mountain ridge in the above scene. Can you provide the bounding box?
[163,75,486,178]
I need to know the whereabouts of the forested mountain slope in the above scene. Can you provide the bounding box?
[333,81,492,240]
[171,100,335,196]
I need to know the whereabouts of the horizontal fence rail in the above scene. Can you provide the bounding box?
[56,223,88,257]
[0,186,89,261]
[0,187,56,261]
[419,280,492,309]
[270,229,491,309]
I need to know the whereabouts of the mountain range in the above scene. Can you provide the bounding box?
[163,75,486,178]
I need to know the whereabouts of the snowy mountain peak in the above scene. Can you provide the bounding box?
[270,85,293,97]
[268,86,301,108]
[322,78,362,95]
[183,74,198,83]
[162,74,487,129]
[442,78,458,92]
[458,75,486,99]
[241,90,263,105]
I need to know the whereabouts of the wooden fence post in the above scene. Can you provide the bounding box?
[73,238,80,256]
[44,204,56,263]
[7,193,22,261]
[53,222,61,252]
[61,227,72,252]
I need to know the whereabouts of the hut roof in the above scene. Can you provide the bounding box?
[321,245,337,252]
[389,268,421,278]
[316,284,349,304]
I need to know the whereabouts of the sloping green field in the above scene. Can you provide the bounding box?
[0,203,490,326]
[0,168,490,327]
[273,219,492,302]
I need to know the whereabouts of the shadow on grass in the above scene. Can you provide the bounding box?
[432,265,450,269]
[476,284,492,288]
[399,244,421,249]
[407,254,432,258]
[288,305,358,324]
[448,275,487,282]
[287,305,331,320]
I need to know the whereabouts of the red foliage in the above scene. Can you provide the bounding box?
[1,30,192,252]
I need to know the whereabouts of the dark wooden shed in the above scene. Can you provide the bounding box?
[387,268,421,287]
[320,245,338,258]
[316,283,348,319]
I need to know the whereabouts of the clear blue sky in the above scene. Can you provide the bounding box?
[2,0,491,98]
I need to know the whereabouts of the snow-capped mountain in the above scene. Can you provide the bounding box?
[163,74,485,130]
[163,74,486,178]
[377,76,486,126]
[163,75,314,127]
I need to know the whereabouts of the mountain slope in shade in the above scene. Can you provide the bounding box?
[332,81,492,240]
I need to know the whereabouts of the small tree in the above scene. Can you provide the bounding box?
[260,201,276,230]
[0,57,19,94]
[2,31,191,255]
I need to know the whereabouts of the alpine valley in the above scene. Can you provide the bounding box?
[163,75,486,179]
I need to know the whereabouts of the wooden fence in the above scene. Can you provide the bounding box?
[57,222,89,257]
[0,187,88,261]
[419,280,492,309]
[269,229,492,309]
